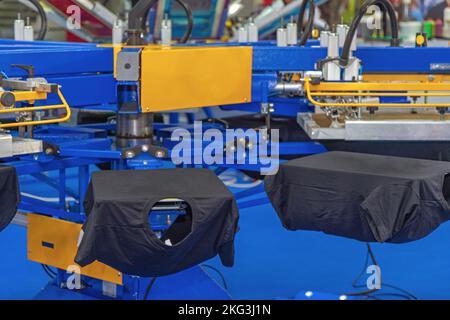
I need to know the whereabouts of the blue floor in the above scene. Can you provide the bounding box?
[1,169,450,299]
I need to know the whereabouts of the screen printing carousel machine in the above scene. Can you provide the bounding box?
[1,0,450,300]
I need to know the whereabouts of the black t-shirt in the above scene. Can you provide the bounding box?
[75,168,239,277]
[0,166,19,232]
[265,152,450,243]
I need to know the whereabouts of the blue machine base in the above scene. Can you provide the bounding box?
[34,266,231,300]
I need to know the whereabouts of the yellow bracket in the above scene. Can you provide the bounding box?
[28,213,123,285]
[0,87,71,128]
[304,78,450,108]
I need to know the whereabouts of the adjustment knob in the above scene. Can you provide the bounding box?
[0,92,15,107]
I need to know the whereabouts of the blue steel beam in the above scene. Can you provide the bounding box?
[6,157,105,176]
[355,47,450,73]
[38,74,116,108]
[0,46,113,77]
[251,45,450,73]
[3,40,450,79]
[0,40,116,108]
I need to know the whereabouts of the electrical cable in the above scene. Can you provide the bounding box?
[128,0,158,31]
[43,264,57,276]
[356,282,417,300]
[345,243,418,300]
[201,264,228,290]
[143,276,157,300]
[342,243,380,297]
[127,0,158,44]
[380,283,418,300]
[128,0,193,44]
[0,0,47,40]
[140,0,193,43]
[297,0,315,46]
[173,0,193,43]
[41,264,56,279]
[26,0,48,40]
[340,0,399,66]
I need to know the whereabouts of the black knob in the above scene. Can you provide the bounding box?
[0,92,15,107]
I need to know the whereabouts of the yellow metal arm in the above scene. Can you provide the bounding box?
[304,78,450,108]
[0,87,71,129]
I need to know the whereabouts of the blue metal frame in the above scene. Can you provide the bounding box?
[0,40,116,109]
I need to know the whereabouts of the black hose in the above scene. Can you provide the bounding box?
[343,243,381,297]
[344,243,418,300]
[143,277,157,300]
[380,3,388,36]
[128,0,193,45]
[41,264,56,279]
[128,0,158,31]
[127,0,158,44]
[27,0,47,40]
[202,264,228,290]
[173,0,193,43]
[139,0,194,44]
[297,0,315,46]
[340,0,399,66]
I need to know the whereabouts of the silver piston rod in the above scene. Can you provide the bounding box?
[116,113,154,148]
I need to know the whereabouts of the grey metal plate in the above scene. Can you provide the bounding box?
[0,134,42,158]
[0,134,13,158]
[346,120,450,141]
[297,113,345,140]
[12,137,43,156]
[297,112,450,141]
[116,51,140,81]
